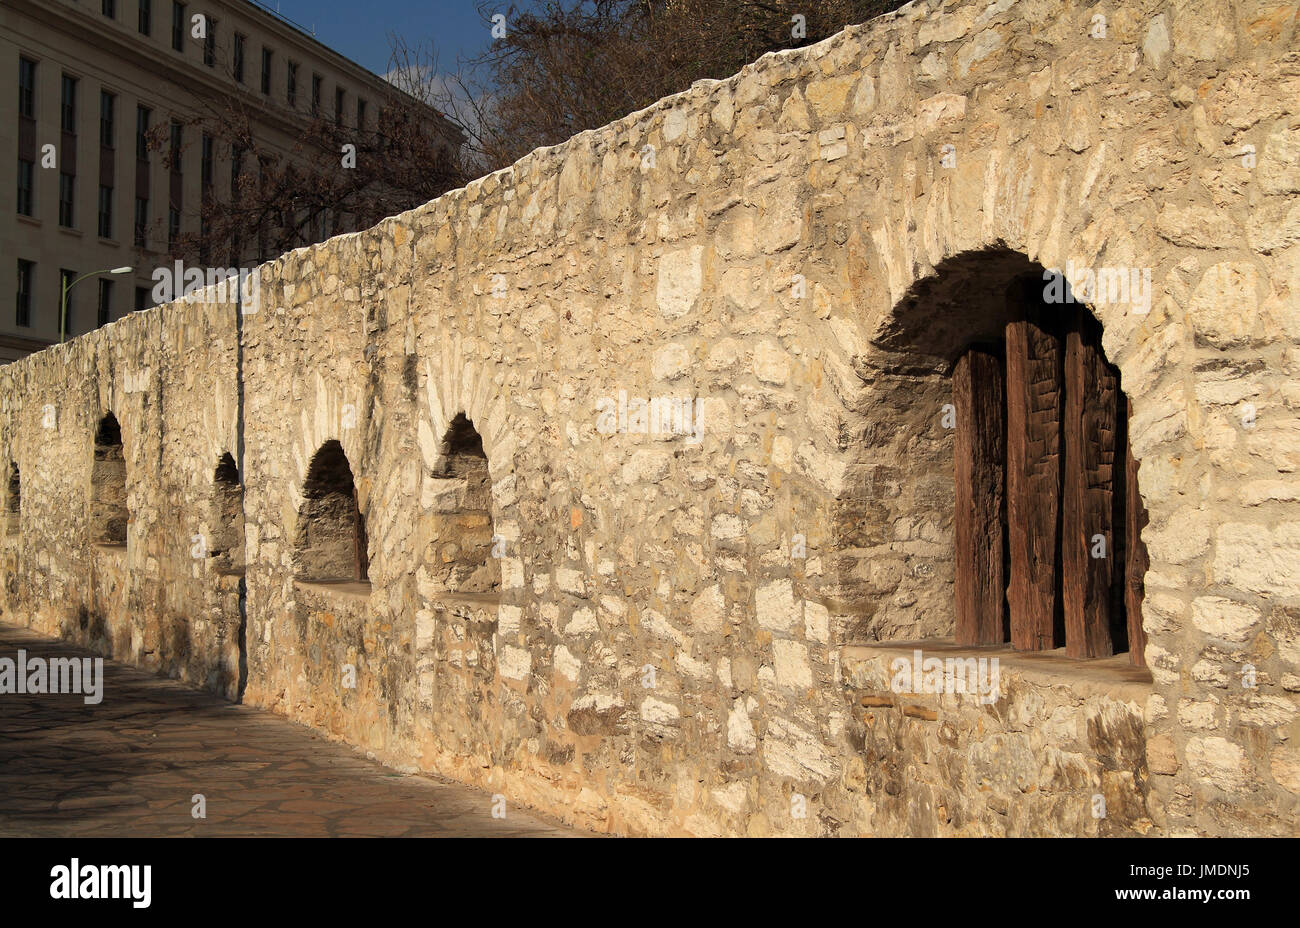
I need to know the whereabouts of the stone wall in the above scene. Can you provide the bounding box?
[2,0,1299,836]
[0,294,244,699]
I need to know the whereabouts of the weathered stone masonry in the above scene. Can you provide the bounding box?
[2,0,1299,836]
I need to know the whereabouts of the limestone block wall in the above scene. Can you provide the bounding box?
[0,296,244,698]
[3,0,1299,837]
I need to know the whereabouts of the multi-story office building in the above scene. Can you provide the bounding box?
[1,0,457,362]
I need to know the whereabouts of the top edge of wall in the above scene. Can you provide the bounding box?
[0,0,1017,369]
[387,0,932,223]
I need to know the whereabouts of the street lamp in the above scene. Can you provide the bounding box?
[60,267,134,344]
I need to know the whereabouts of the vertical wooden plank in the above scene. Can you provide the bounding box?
[1005,286,1064,651]
[953,347,1005,647]
[1109,389,1130,651]
[1124,397,1150,667]
[1062,311,1118,659]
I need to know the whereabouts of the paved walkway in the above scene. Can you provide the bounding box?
[0,623,580,837]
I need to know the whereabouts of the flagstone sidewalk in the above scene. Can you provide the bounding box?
[0,623,581,837]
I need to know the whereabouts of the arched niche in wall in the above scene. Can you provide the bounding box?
[90,413,129,547]
[426,413,500,595]
[5,462,19,536]
[210,452,244,574]
[294,440,369,584]
[845,249,1150,665]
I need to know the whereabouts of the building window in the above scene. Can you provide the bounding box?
[334,87,344,125]
[134,197,148,246]
[136,105,151,161]
[311,74,321,116]
[91,413,129,546]
[169,120,183,169]
[15,260,33,328]
[233,33,245,83]
[102,0,116,18]
[171,2,186,52]
[97,278,114,327]
[17,160,34,216]
[61,75,77,134]
[356,98,367,129]
[100,91,116,148]
[59,269,76,335]
[98,185,114,238]
[287,61,298,107]
[58,174,75,227]
[138,0,152,35]
[230,146,242,198]
[168,207,180,250]
[201,133,213,189]
[134,286,149,312]
[203,17,216,66]
[18,58,36,118]
[261,47,273,95]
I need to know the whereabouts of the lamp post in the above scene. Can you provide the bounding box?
[60,266,133,344]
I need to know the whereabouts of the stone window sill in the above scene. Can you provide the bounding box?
[294,578,372,602]
[432,591,501,606]
[841,639,1152,703]
[428,592,502,627]
[214,568,245,590]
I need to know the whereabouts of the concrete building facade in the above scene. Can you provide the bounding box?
[1,0,448,361]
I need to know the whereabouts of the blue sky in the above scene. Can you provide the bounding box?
[255,0,508,77]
